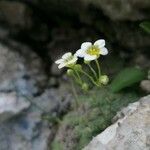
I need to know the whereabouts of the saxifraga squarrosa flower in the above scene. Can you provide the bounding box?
[55,52,78,69]
[75,39,108,61]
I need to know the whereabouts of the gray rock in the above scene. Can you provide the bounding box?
[0,112,51,150]
[0,42,48,96]
[140,80,150,93]
[14,0,150,21]
[0,41,57,150]
[0,82,72,150]
[0,92,30,123]
[133,54,150,69]
[84,95,150,150]
[82,0,150,21]
[0,25,72,149]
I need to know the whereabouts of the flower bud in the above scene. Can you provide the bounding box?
[74,64,82,71]
[82,83,89,91]
[99,75,109,85]
[67,69,74,76]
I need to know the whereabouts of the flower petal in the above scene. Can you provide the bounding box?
[62,52,72,59]
[55,59,63,64]
[58,63,66,69]
[81,42,92,50]
[94,39,105,48]
[67,56,77,65]
[100,47,108,55]
[75,49,86,57]
[84,54,97,61]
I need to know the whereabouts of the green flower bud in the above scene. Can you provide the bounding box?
[82,83,89,91]
[99,75,109,85]
[74,64,82,71]
[67,69,74,76]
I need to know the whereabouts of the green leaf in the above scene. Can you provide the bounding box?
[140,21,150,34]
[110,67,146,92]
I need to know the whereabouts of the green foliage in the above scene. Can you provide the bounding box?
[51,140,63,150]
[110,67,146,93]
[51,88,139,150]
[140,21,150,34]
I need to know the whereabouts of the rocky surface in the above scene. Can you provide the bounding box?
[140,80,150,93]
[84,95,150,150]
[82,0,150,21]
[0,92,30,123]
[0,39,72,150]
[6,0,150,21]
[0,42,48,95]
[0,86,71,150]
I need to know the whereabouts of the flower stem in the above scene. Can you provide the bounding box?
[69,69,82,85]
[72,73,80,84]
[79,70,99,86]
[95,59,101,78]
[70,79,79,108]
[74,70,83,85]
[87,63,98,80]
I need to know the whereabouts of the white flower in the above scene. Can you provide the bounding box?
[55,52,78,69]
[75,39,108,61]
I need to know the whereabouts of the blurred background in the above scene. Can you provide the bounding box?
[0,0,149,150]
[0,0,150,66]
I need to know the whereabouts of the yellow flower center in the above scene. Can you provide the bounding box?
[86,46,100,56]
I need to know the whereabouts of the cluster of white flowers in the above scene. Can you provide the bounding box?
[55,39,109,90]
[55,39,108,68]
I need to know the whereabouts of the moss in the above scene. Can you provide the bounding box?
[51,87,139,150]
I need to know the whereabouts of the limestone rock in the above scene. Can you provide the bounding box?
[0,40,55,149]
[0,42,48,95]
[84,95,150,150]
[0,92,30,122]
[140,80,150,93]
[0,110,51,150]
[0,82,72,150]
[13,0,150,21]
[82,0,150,21]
